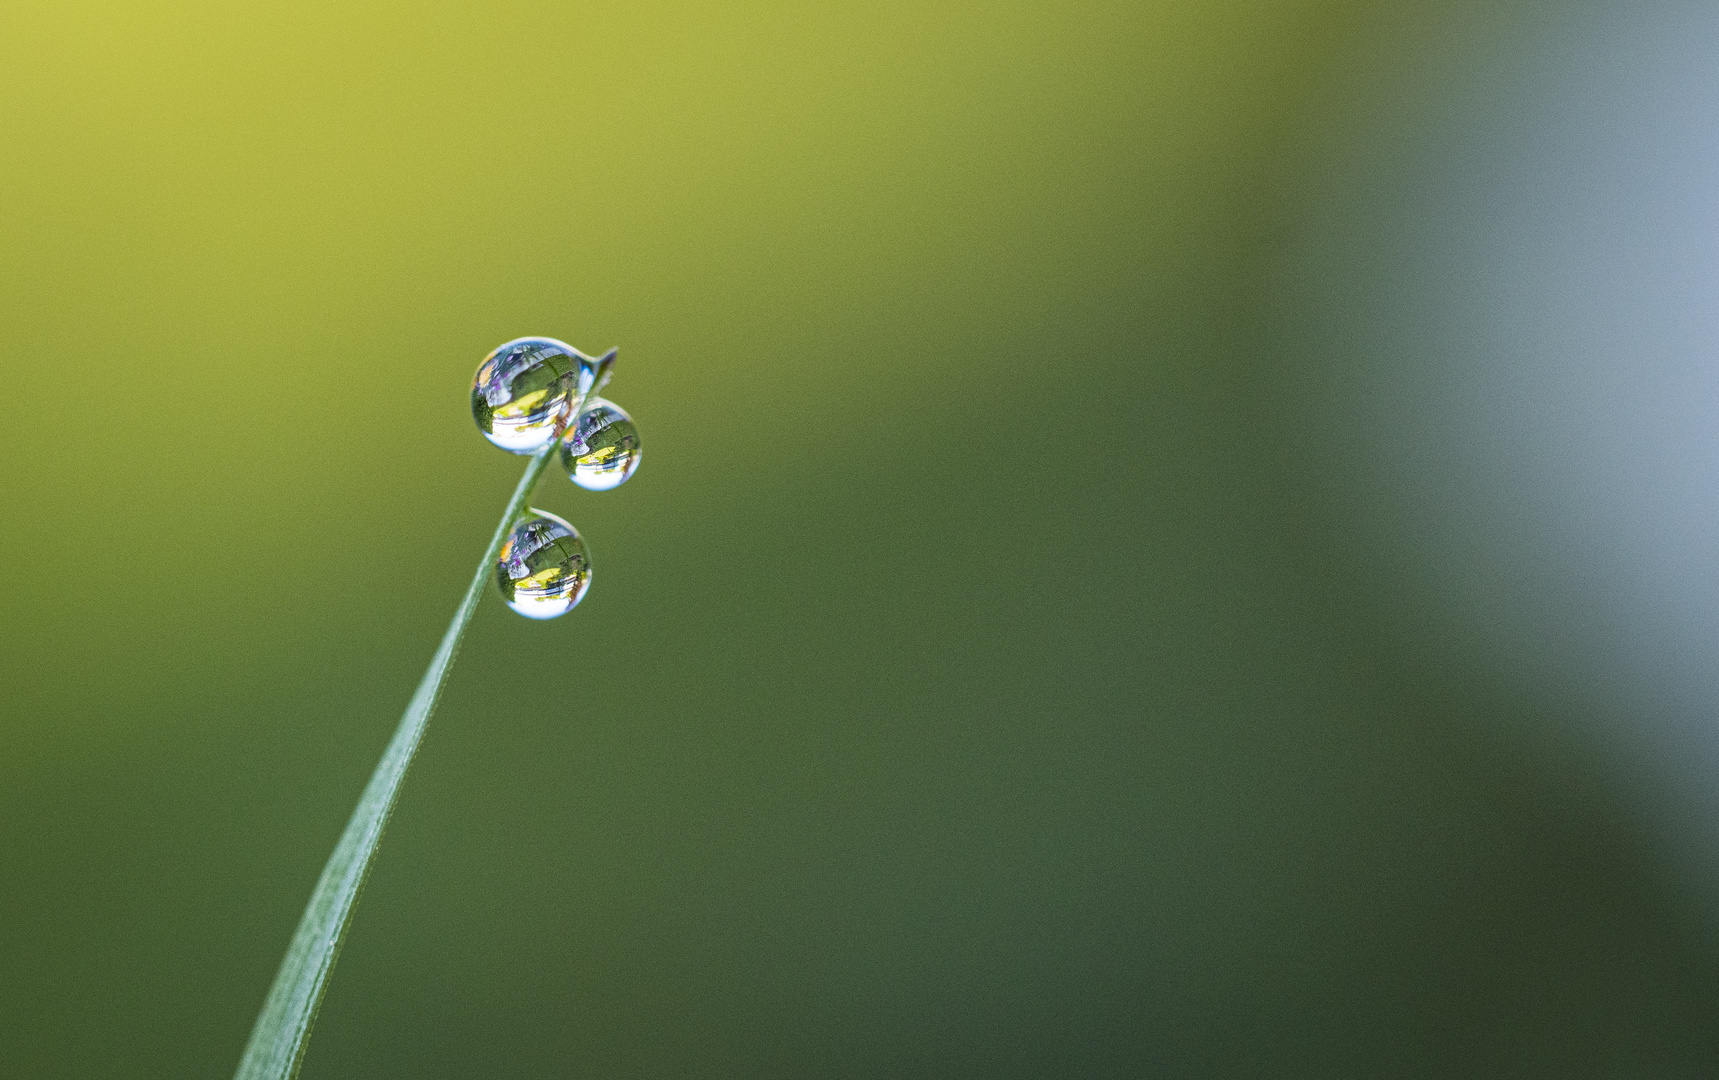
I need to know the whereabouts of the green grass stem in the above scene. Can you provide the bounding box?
[233,437,561,1080]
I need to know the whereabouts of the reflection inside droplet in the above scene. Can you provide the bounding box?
[495,510,591,618]
[561,398,642,491]
[471,337,595,454]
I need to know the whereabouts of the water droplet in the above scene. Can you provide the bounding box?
[561,398,642,491]
[472,338,606,454]
[495,510,591,618]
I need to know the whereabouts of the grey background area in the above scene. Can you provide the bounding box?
[1280,0,1719,897]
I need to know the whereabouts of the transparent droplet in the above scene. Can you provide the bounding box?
[495,510,591,619]
[561,398,642,491]
[471,337,606,454]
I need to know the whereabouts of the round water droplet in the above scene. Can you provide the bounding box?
[471,337,588,454]
[495,510,591,619]
[561,398,642,491]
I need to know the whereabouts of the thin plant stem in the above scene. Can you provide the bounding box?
[234,437,561,1080]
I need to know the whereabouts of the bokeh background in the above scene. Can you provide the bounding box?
[7,0,1719,1076]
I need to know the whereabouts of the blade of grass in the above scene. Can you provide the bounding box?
[234,438,560,1080]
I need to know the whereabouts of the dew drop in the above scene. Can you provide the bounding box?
[561,398,642,491]
[471,337,604,454]
[495,510,591,618]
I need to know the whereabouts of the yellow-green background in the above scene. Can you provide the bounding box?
[3,1,1717,1076]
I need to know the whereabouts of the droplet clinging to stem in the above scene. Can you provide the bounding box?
[471,336,613,454]
[496,510,591,618]
[561,397,642,491]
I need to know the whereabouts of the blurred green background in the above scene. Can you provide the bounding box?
[5,0,1719,1076]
